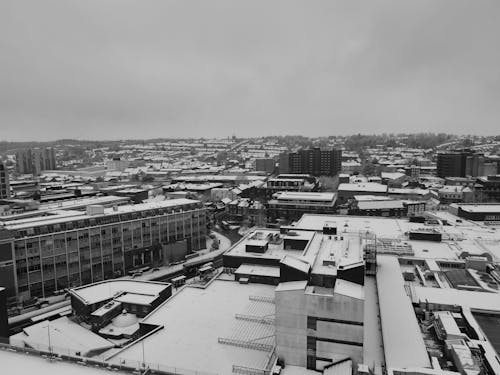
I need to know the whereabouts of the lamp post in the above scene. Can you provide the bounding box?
[47,321,52,355]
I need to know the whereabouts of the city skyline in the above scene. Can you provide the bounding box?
[1,0,500,141]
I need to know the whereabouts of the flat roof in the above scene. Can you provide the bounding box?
[3,198,200,230]
[38,195,129,211]
[70,280,169,305]
[412,286,500,311]
[303,233,362,276]
[280,255,310,274]
[235,264,280,278]
[338,183,387,193]
[376,255,431,369]
[363,277,385,374]
[114,293,158,306]
[454,204,500,213]
[273,191,336,202]
[225,229,305,261]
[91,300,122,317]
[293,214,500,261]
[10,316,114,356]
[107,280,276,374]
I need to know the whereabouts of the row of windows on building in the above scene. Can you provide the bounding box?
[12,213,206,299]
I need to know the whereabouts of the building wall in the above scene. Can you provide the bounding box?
[0,163,10,199]
[275,288,308,366]
[267,203,335,221]
[279,153,289,174]
[255,158,276,174]
[0,288,9,341]
[286,148,342,177]
[8,205,205,301]
[437,153,464,178]
[275,287,364,370]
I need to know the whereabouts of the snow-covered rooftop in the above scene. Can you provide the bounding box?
[376,255,430,369]
[10,316,114,357]
[70,279,169,305]
[280,254,310,274]
[235,264,280,278]
[273,191,336,202]
[2,198,201,230]
[452,203,500,213]
[275,280,308,292]
[338,182,388,193]
[333,279,364,300]
[107,280,276,375]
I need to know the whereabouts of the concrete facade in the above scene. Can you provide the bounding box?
[275,281,364,370]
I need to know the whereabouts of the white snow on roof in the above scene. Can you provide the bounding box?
[280,254,311,274]
[10,316,114,356]
[381,172,406,180]
[412,286,500,311]
[376,255,430,369]
[274,191,336,202]
[70,280,169,305]
[114,293,158,306]
[338,183,387,193]
[275,280,308,292]
[226,229,304,260]
[454,204,500,213]
[235,264,280,278]
[434,311,463,337]
[333,279,364,300]
[3,198,200,230]
[107,280,275,375]
[363,277,385,374]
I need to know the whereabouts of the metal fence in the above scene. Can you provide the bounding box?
[3,339,218,375]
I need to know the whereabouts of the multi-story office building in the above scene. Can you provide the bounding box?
[267,191,337,221]
[0,163,10,199]
[0,198,206,301]
[16,147,56,175]
[286,147,342,176]
[437,150,484,178]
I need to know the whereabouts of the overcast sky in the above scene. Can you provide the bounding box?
[1,1,499,141]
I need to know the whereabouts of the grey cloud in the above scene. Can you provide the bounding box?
[0,0,499,140]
